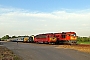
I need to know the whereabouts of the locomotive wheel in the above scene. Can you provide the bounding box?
[36,41,39,44]
[49,42,55,45]
[49,42,52,45]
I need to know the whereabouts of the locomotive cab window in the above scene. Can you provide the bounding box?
[68,34,70,36]
[71,34,76,36]
[61,34,66,38]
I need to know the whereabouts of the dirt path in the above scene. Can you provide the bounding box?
[55,44,90,53]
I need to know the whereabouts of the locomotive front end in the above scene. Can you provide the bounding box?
[69,33,77,44]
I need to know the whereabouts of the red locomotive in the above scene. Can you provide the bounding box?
[34,33,57,44]
[54,32,77,44]
[29,32,77,45]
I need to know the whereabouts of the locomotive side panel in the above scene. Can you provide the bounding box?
[34,34,48,43]
[23,37,29,43]
[34,33,57,44]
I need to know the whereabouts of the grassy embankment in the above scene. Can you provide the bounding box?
[77,41,90,44]
[0,46,22,60]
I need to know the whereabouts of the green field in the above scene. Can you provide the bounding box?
[77,41,90,44]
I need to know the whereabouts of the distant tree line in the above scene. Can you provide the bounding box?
[0,35,29,41]
[0,38,1,41]
[77,36,90,42]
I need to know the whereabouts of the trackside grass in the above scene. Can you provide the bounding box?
[0,46,22,60]
[77,41,90,44]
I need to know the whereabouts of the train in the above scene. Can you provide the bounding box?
[22,32,77,45]
[54,32,77,44]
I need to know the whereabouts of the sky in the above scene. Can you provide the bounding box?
[0,0,90,37]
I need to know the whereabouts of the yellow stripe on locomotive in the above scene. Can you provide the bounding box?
[49,37,57,42]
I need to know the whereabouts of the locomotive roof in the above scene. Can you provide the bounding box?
[35,32,76,36]
[39,33,54,35]
[62,32,76,34]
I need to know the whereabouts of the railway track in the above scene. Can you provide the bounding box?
[77,44,90,47]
